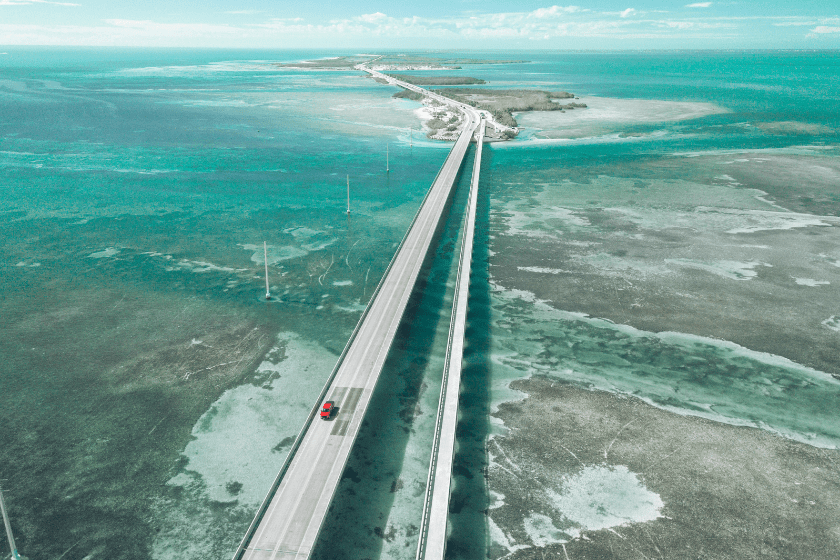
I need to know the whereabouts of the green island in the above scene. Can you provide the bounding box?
[277,56,372,69]
[394,86,586,129]
[371,54,529,69]
[279,54,529,70]
[440,88,586,128]
[385,73,487,85]
[278,54,588,137]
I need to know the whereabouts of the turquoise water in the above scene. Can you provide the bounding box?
[1,49,839,560]
[0,48,452,559]
[465,51,840,558]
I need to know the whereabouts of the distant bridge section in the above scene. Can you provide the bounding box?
[359,66,513,135]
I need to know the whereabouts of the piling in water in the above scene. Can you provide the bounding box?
[264,241,271,300]
[0,483,21,560]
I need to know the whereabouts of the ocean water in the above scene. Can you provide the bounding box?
[0,48,453,560]
[1,49,839,560]
[459,51,840,558]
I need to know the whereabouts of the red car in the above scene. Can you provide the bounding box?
[320,400,335,420]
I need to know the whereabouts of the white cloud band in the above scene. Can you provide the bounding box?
[0,5,837,46]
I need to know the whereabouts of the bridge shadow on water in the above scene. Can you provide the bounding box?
[312,146,476,560]
[445,145,492,560]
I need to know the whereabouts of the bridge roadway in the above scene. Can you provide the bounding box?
[359,66,514,135]
[416,119,485,560]
[234,83,481,560]
[360,67,494,129]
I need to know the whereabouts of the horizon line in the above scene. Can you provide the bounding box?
[2,45,839,52]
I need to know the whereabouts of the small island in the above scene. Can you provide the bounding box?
[384,74,487,86]
[277,56,373,70]
[397,87,587,129]
[280,54,528,71]
[280,54,588,141]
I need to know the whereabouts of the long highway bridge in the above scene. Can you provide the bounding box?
[233,71,485,560]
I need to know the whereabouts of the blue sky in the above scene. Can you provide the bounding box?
[0,1,838,49]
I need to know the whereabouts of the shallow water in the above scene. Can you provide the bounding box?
[2,49,840,560]
[0,48,450,560]
[451,51,840,557]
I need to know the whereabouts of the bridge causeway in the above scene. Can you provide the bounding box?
[416,117,484,560]
[234,72,481,560]
[234,70,484,560]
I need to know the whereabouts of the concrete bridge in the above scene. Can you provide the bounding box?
[415,113,484,560]
[233,73,484,560]
[360,66,510,134]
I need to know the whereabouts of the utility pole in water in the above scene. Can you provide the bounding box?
[346,175,350,214]
[386,143,389,173]
[0,483,21,560]
[264,241,271,300]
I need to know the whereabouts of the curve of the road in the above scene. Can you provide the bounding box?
[359,66,499,133]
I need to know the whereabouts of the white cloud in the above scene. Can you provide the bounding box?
[0,0,78,5]
[357,12,387,23]
[686,2,712,7]
[105,19,150,28]
[1,7,837,47]
[102,19,240,36]
[774,21,817,27]
[530,5,585,19]
[0,14,724,46]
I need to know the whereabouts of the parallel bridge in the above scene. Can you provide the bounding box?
[416,115,484,560]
